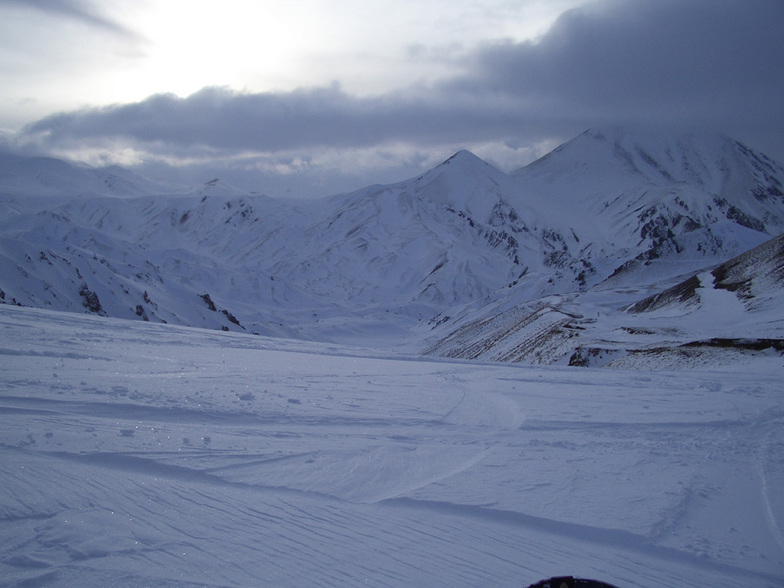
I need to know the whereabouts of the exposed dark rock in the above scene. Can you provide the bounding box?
[200,293,217,312]
[626,275,701,313]
[79,283,104,314]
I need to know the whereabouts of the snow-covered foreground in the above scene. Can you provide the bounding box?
[1,305,783,587]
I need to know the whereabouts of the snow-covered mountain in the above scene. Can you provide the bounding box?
[425,232,784,368]
[0,150,185,206]
[1,127,783,360]
[513,127,784,280]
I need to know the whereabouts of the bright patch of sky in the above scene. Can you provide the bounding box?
[0,0,581,126]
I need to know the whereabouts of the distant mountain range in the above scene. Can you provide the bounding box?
[2,127,783,367]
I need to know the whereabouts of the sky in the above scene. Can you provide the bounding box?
[1,0,783,198]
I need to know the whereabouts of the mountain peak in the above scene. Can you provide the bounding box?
[422,149,502,182]
[442,149,486,166]
[516,124,783,194]
[409,149,508,220]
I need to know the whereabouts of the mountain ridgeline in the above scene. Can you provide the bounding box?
[1,128,783,366]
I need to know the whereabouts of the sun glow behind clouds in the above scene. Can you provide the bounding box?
[0,0,584,128]
[93,0,586,101]
[123,1,333,99]
[2,0,589,195]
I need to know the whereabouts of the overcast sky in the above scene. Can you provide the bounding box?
[1,0,783,197]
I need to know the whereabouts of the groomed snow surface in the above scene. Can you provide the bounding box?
[1,305,783,587]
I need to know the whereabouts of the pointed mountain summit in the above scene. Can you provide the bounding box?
[512,126,784,275]
[517,126,784,213]
[440,149,492,168]
[411,149,510,221]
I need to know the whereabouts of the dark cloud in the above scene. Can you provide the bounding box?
[0,0,138,38]
[22,84,523,155]
[454,0,784,128]
[17,0,784,186]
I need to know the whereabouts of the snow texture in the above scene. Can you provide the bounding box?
[1,304,783,587]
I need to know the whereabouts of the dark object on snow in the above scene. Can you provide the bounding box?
[79,283,104,314]
[200,293,217,311]
[527,577,620,588]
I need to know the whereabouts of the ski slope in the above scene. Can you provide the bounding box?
[1,305,782,586]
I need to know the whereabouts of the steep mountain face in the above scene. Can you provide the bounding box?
[628,232,784,314]
[1,127,783,355]
[0,190,317,337]
[512,128,784,279]
[426,232,784,368]
[272,150,565,312]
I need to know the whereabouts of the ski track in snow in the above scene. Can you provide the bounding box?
[1,305,783,587]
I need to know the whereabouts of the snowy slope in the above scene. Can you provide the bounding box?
[1,304,783,586]
[0,150,183,213]
[0,188,321,337]
[511,127,784,282]
[426,233,784,368]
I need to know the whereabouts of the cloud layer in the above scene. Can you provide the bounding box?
[0,0,137,36]
[15,0,784,196]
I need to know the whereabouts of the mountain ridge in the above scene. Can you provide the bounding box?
[1,126,783,361]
